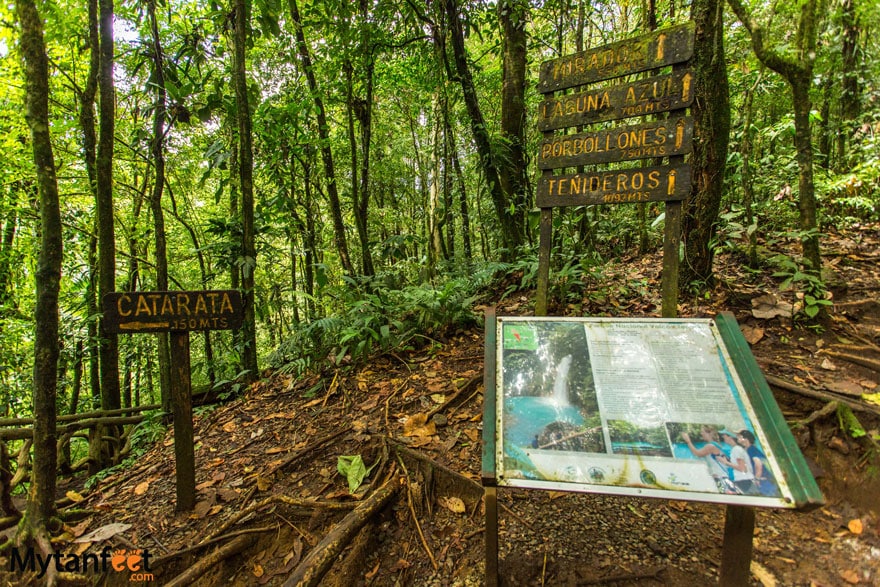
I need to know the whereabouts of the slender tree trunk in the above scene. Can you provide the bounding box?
[740,74,760,267]
[17,0,62,536]
[0,204,18,313]
[148,0,173,408]
[288,0,354,277]
[837,0,860,170]
[498,0,529,244]
[680,0,730,288]
[232,0,259,381]
[428,92,445,267]
[97,0,121,463]
[78,0,102,426]
[727,0,822,273]
[448,125,472,262]
[443,0,523,256]
[791,76,822,270]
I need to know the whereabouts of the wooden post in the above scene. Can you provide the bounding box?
[719,504,755,585]
[661,199,682,318]
[484,486,499,587]
[170,331,195,511]
[535,208,553,316]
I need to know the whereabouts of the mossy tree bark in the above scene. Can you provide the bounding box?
[680,0,730,290]
[16,0,62,558]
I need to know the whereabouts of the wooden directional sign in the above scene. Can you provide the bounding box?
[538,69,695,132]
[102,290,244,334]
[539,117,693,170]
[538,22,695,93]
[536,163,691,208]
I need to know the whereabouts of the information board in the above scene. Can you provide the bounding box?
[486,315,823,509]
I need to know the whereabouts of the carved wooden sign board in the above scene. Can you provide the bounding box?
[535,21,695,208]
[102,290,244,333]
[102,289,244,513]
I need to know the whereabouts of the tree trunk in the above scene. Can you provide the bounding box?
[232,0,259,382]
[680,0,730,289]
[17,0,62,530]
[837,0,860,170]
[148,0,173,408]
[498,0,530,245]
[727,0,822,274]
[740,74,760,267]
[78,0,102,427]
[97,0,121,464]
[791,75,821,271]
[442,0,523,256]
[288,0,354,277]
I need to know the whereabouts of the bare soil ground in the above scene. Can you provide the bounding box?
[3,225,879,586]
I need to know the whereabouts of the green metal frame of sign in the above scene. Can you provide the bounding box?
[537,22,695,93]
[714,312,824,508]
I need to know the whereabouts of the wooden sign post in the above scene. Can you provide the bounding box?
[533,21,695,317]
[103,290,244,511]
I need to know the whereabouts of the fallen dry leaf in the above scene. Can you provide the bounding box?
[751,294,793,320]
[438,496,466,514]
[74,522,132,543]
[820,358,837,371]
[741,324,765,345]
[133,481,150,495]
[751,560,778,587]
[826,379,864,396]
[403,413,436,437]
[840,569,860,584]
[66,490,85,503]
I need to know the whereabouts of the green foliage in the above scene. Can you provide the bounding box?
[84,411,166,490]
[336,454,376,493]
[267,273,479,377]
[710,207,758,256]
[837,404,866,439]
[768,250,833,321]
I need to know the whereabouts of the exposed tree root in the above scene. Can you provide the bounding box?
[765,374,880,417]
[390,440,484,505]
[203,494,355,543]
[795,400,840,428]
[163,533,257,587]
[320,522,375,587]
[152,525,276,569]
[822,350,880,374]
[426,374,481,420]
[282,477,400,587]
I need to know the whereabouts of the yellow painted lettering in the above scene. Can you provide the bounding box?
[117,294,132,317]
[177,294,191,315]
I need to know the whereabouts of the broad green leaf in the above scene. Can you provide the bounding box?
[337,455,376,493]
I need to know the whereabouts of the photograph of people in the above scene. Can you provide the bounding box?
[680,425,734,492]
[738,429,780,497]
[716,429,758,495]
